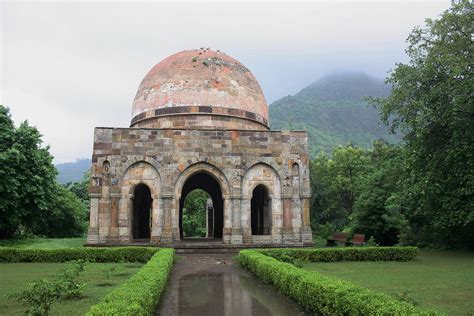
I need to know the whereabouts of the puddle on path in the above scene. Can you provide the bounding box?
[156,254,307,316]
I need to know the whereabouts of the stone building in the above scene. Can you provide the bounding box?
[86,49,312,246]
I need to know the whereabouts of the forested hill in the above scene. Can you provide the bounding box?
[56,158,91,184]
[269,72,401,157]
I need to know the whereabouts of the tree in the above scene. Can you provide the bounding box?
[0,105,87,238]
[0,106,57,238]
[370,1,474,248]
[182,189,210,237]
[310,144,369,235]
[352,141,408,245]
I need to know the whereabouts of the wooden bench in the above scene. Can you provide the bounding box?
[326,232,348,246]
[347,234,365,246]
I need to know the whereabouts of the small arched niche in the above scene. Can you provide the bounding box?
[132,183,152,240]
[251,184,272,235]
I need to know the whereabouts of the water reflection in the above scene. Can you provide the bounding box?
[176,272,306,316]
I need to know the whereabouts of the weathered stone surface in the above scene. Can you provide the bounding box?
[86,49,313,246]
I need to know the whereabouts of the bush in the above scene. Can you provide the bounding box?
[238,250,443,315]
[87,248,175,315]
[0,247,158,263]
[10,278,62,316]
[263,246,418,263]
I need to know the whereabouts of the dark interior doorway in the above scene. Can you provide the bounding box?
[251,185,271,235]
[132,183,152,240]
[179,173,223,240]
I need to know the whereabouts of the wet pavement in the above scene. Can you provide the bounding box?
[155,254,307,316]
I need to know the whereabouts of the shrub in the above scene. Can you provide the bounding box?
[263,246,418,263]
[238,250,443,315]
[55,269,85,300]
[10,278,62,316]
[87,248,174,316]
[0,247,158,263]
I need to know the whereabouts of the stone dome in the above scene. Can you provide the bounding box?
[131,49,269,130]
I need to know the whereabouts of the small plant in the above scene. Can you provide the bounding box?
[364,236,379,247]
[71,259,87,275]
[104,266,117,279]
[56,269,86,300]
[10,278,61,315]
[192,57,198,62]
[202,60,209,67]
[397,289,419,306]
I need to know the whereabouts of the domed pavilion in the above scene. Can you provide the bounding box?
[86,49,312,247]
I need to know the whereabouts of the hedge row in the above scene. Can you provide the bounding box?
[238,250,443,315]
[263,246,419,263]
[0,247,159,263]
[87,248,175,316]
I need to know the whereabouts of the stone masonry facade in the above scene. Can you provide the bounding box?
[86,127,313,246]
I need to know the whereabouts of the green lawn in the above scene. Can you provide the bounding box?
[0,237,85,249]
[0,261,143,315]
[303,250,474,315]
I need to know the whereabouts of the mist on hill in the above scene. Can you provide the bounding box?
[269,72,400,157]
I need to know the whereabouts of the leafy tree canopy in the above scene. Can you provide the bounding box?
[369,1,474,248]
[0,105,87,238]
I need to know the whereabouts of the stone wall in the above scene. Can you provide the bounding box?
[86,127,312,245]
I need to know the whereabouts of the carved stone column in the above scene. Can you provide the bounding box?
[271,196,283,243]
[160,194,174,243]
[240,198,251,243]
[150,196,163,243]
[230,197,242,244]
[108,193,121,242]
[86,193,100,244]
[118,194,132,243]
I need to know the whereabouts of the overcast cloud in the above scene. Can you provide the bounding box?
[1,0,449,163]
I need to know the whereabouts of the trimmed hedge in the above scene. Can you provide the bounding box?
[0,247,158,263]
[238,250,443,315]
[87,248,174,316]
[263,246,419,263]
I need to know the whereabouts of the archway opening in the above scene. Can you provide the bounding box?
[179,172,223,240]
[132,183,152,240]
[182,189,211,238]
[251,185,271,235]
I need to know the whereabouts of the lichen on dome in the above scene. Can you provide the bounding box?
[131,49,269,129]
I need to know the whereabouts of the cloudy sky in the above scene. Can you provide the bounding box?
[1,0,449,163]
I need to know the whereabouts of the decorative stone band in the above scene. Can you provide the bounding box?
[130,105,269,128]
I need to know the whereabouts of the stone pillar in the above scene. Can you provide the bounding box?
[240,198,251,243]
[98,196,111,243]
[282,198,293,243]
[223,198,232,244]
[271,196,283,243]
[160,195,174,243]
[150,196,162,243]
[230,198,242,244]
[108,193,121,242]
[301,198,313,244]
[292,198,302,242]
[118,195,132,243]
[86,194,100,244]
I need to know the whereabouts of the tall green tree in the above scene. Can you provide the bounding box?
[0,105,87,238]
[0,106,57,238]
[352,141,408,245]
[310,144,369,233]
[182,189,210,237]
[370,1,474,248]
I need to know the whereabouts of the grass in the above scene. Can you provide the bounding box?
[0,237,85,249]
[302,249,474,315]
[0,261,143,315]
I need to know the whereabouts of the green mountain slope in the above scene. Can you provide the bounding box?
[269,72,400,157]
[56,158,91,184]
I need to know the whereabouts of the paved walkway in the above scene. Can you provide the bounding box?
[155,254,306,316]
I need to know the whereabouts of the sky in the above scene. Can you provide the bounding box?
[1,0,450,163]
